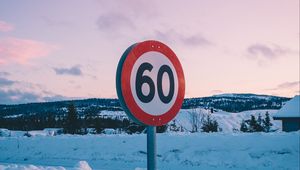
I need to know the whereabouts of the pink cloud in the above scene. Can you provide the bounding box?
[0,20,14,32]
[0,37,57,65]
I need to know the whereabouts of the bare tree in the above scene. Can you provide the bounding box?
[188,108,205,133]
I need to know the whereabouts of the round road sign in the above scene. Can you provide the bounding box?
[116,40,185,126]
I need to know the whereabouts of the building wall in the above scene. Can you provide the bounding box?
[282,119,300,132]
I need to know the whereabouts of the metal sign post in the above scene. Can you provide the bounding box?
[147,126,156,170]
[116,40,185,170]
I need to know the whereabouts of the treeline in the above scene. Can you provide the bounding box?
[182,96,289,112]
[0,98,121,117]
[0,104,167,134]
[0,94,290,118]
[240,112,273,132]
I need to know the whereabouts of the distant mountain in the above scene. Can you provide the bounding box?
[0,94,290,118]
[182,93,290,112]
[0,98,121,118]
[212,93,278,100]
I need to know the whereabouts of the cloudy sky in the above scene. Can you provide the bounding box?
[0,0,299,104]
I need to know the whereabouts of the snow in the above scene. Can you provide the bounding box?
[0,108,297,169]
[102,128,117,134]
[98,111,127,120]
[174,109,281,132]
[273,95,300,118]
[3,114,23,119]
[0,130,26,138]
[0,161,92,170]
[0,129,63,138]
[97,108,281,133]
[0,132,299,170]
[0,163,66,170]
[0,129,10,137]
[74,161,92,170]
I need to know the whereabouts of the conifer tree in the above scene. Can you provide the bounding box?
[249,115,257,132]
[256,114,264,132]
[64,103,80,134]
[94,117,104,134]
[240,120,248,132]
[170,120,180,132]
[201,115,219,132]
[263,111,273,132]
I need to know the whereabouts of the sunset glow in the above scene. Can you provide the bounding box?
[0,0,299,104]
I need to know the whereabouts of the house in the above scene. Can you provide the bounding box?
[273,95,300,132]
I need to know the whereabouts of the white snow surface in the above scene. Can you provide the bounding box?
[0,163,66,170]
[0,129,62,138]
[174,108,281,132]
[74,161,92,170]
[0,132,299,170]
[273,95,300,118]
[0,108,296,169]
[98,111,127,120]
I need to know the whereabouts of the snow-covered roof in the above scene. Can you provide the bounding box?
[273,95,300,118]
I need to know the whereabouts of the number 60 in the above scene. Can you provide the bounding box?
[135,62,175,104]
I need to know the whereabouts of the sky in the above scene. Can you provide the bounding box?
[0,0,299,104]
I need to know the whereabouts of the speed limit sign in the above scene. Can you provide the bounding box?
[116,40,185,126]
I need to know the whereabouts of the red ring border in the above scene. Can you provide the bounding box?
[121,40,185,126]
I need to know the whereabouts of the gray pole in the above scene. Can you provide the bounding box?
[147,126,156,170]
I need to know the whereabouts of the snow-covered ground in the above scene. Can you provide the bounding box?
[0,109,297,170]
[0,132,299,170]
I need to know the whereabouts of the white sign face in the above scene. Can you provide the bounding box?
[130,51,179,116]
[116,40,185,126]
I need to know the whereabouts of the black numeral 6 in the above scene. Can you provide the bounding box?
[135,62,174,104]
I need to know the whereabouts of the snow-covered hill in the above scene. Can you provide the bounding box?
[92,108,281,133]
[0,109,282,138]
[174,109,281,133]
[212,93,277,100]
[183,94,289,112]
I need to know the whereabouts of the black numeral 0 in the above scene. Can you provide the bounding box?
[157,65,174,103]
[135,62,175,104]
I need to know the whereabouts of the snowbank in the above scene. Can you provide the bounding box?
[0,132,299,170]
[74,161,92,170]
[0,129,63,138]
[0,163,66,170]
[0,161,92,170]
[0,129,11,137]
